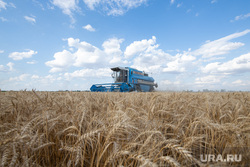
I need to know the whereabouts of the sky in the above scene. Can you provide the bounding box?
[0,0,250,91]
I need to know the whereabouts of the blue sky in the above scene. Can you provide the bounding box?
[0,0,250,91]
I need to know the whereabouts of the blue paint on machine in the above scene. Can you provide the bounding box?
[90,67,158,92]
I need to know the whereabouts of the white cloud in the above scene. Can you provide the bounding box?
[125,36,175,73]
[232,79,243,85]
[0,0,7,10]
[49,36,196,76]
[211,0,217,4]
[46,37,126,72]
[67,37,80,47]
[202,53,250,74]
[83,0,100,10]
[45,33,249,92]
[0,50,4,53]
[27,60,37,64]
[9,74,30,82]
[0,16,7,22]
[195,75,222,84]
[31,75,39,79]
[83,0,147,16]
[0,1,15,11]
[159,80,183,91]
[232,79,250,86]
[161,80,172,85]
[24,15,36,24]
[124,36,157,58]
[52,0,78,16]
[0,62,13,72]
[132,49,171,73]
[7,62,14,71]
[64,68,111,80]
[9,50,37,60]
[232,13,250,22]
[163,53,196,73]
[73,40,102,67]
[170,0,175,5]
[193,29,250,58]
[32,0,45,10]
[82,24,95,32]
[8,2,16,8]
[102,37,125,64]
[45,50,74,73]
[177,3,182,8]
[52,0,79,23]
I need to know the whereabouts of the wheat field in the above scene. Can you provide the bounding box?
[0,91,249,167]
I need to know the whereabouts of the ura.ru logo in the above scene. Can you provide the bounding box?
[200,154,242,163]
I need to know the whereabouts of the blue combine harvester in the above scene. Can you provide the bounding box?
[90,67,158,92]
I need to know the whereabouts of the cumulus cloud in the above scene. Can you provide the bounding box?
[83,0,147,16]
[45,33,250,91]
[73,43,102,67]
[125,36,197,74]
[202,53,250,74]
[7,62,14,71]
[232,79,250,86]
[24,15,36,24]
[195,75,222,84]
[9,50,37,60]
[125,37,195,74]
[45,50,74,73]
[47,36,198,76]
[102,38,125,64]
[131,48,171,73]
[163,53,196,73]
[64,68,111,80]
[46,37,126,73]
[82,24,95,32]
[9,74,30,81]
[31,75,39,79]
[193,29,250,58]
[123,36,176,73]
[0,62,14,72]
[124,36,157,58]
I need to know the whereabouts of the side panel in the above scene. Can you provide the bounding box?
[140,85,151,92]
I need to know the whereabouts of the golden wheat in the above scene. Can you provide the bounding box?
[0,91,249,166]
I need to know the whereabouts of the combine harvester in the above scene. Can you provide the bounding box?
[90,67,158,92]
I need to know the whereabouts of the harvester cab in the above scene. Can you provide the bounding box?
[90,67,158,92]
[111,67,128,83]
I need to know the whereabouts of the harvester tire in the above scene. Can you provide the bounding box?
[149,86,154,92]
[136,85,142,92]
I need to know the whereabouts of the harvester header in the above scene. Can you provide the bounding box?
[90,67,158,92]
